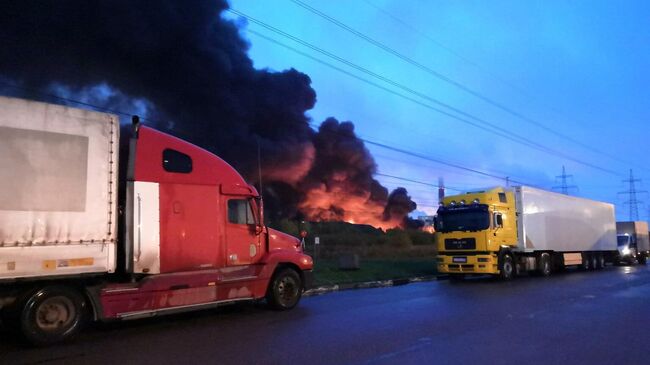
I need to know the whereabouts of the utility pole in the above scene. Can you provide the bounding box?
[553,165,578,195]
[618,169,647,221]
[438,177,445,203]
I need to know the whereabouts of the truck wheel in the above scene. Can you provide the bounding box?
[537,253,552,276]
[581,253,591,271]
[590,254,598,270]
[266,268,303,311]
[639,254,647,265]
[596,254,605,269]
[499,253,514,280]
[18,286,86,345]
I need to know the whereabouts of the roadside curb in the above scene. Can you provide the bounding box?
[304,275,438,296]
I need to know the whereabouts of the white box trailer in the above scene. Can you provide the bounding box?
[0,96,119,280]
[515,186,617,253]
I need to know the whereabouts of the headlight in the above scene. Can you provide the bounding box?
[622,247,631,255]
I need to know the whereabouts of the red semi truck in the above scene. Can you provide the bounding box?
[0,96,313,344]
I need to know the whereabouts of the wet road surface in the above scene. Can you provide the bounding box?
[2,265,650,364]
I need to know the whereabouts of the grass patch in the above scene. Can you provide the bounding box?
[312,258,437,287]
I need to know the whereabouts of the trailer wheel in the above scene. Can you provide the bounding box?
[597,254,605,269]
[581,253,591,271]
[18,286,86,345]
[266,268,302,311]
[538,253,552,276]
[638,254,647,265]
[590,254,598,270]
[499,253,514,280]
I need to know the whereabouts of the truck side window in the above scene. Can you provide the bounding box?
[498,192,507,203]
[228,199,255,225]
[494,213,503,228]
[163,148,192,173]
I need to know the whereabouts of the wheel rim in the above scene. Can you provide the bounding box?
[277,276,298,306]
[35,295,75,332]
[503,259,513,277]
[543,260,550,274]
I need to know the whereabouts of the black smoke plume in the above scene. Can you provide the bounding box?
[0,0,417,227]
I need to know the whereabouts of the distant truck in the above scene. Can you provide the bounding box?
[436,186,618,279]
[0,96,313,344]
[616,221,650,264]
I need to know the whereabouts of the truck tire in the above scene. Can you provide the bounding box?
[590,254,598,270]
[499,253,514,280]
[639,254,647,265]
[581,253,591,271]
[266,268,303,311]
[537,253,552,276]
[18,286,86,345]
[596,254,605,269]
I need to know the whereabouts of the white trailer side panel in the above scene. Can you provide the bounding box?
[0,96,118,279]
[516,186,616,252]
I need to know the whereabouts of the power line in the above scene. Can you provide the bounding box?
[361,0,530,97]
[372,149,536,184]
[361,0,645,177]
[288,0,645,174]
[0,82,134,118]
[307,117,538,186]
[229,10,622,176]
[1,79,542,195]
[0,85,549,218]
[375,172,463,192]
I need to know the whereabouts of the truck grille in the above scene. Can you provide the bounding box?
[444,238,476,250]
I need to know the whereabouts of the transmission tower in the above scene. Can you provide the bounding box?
[618,169,647,221]
[552,165,578,195]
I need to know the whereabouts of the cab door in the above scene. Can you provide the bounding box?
[224,197,261,266]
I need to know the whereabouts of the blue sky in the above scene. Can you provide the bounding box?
[226,0,650,220]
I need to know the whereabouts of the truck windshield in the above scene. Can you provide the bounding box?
[437,207,490,232]
[617,235,630,247]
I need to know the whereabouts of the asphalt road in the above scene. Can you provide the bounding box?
[2,265,650,365]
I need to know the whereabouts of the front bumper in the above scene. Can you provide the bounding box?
[302,270,314,290]
[437,253,499,275]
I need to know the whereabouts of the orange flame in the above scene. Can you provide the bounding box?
[298,183,403,230]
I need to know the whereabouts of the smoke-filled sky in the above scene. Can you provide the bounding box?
[227,0,650,220]
[1,1,649,223]
[0,0,420,228]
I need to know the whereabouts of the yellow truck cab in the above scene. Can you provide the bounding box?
[436,186,618,280]
[436,187,517,278]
